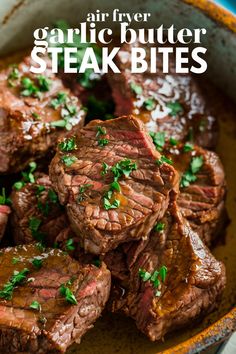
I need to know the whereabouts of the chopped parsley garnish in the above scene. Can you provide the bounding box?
[48,189,58,204]
[191,156,203,174]
[36,188,58,217]
[98,138,109,147]
[21,161,37,183]
[169,137,178,146]
[37,200,49,217]
[7,66,19,87]
[32,257,43,269]
[154,222,165,232]
[20,75,51,98]
[51,92,67,109]
[139,265,167,293]
[36,185,45,196]
[13,181,25,190]
[14,161,37,190]
[65,238,75,251]
[58,137,76,152]
[156,155,173,166]
[61,155,77,167]
[102,159,137,210]
[0,268,29,300]
[59,284,77,305]
[20,77,39,98]
[183,142,194,152]
[0,187,11,205]
[138,269,151,282]
[103,198,120,210]
[130,82,142,95]
[29,217,45,242]
[12,257,20,265]
[77,184,92,203]
[32,112,40,120]
[101,162,109,176]
[180,156,204,188]
[29,217,41,233]
[96,126,106,137]
[150,132,166,152]
[166,101,184,116]
[111,159,137,180]
[143,98,156,111]
[37,75,52,92]
[50,97,78,131]
[30,300,41,311]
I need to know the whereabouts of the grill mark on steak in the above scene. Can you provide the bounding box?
[0,56,85,174]
[0,244,110,353]
[107,202,226,341]
[49,116,178,254]
[107,41,218,149]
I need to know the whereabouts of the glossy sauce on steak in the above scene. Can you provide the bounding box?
[0,56,85,174]
[49,116,179,254]
[107,41,217,149]
[108,202,226,341]
[0,244,110,353]
[152,138,227,246]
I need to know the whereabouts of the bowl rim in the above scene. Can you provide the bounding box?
[183,0,236,33]
[161,307,236,354]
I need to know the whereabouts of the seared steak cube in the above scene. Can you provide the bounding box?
[10,174,80,253]
[108,202,226,341]
[0,244,110,353]
[0,56,85,174]
[156,140,227,246]
[49,116,178,254]
[107,41,217,149]
[10,174,68,245]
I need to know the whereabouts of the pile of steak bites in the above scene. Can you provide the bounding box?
[0,44,227,353]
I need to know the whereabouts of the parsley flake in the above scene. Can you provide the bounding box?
[65,238,75,251]
[156,155,173,165]
[61,155,77,167]
[154,222,165,232]
[143,98,156,111]
[150,132,166,151]
[130,82,142,95]
[166,101,184,116]
[59,284,77,305]
[58,137,76,152]
[30,301,41,311]
[180,156,204,188]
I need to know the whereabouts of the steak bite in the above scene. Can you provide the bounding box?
[0,56,85,174]
[157,139,227,246]
[10,173,80,253]
[109,202,226,341]
[107,41,217,149]
[0,243,111,353]
[49,116,179,254]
